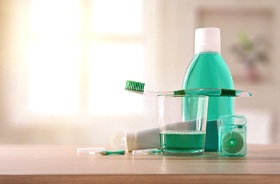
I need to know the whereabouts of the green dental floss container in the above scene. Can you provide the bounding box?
[218,115,247,157]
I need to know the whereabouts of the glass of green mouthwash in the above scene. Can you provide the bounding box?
[159,95,208,156]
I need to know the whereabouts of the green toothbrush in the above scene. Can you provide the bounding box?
[125,80,252,97]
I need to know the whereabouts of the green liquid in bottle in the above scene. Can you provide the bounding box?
[183,52,234,151]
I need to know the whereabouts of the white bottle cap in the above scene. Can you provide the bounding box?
[125,131,137,151]
[195,27,221,54]
[110,130,126,150]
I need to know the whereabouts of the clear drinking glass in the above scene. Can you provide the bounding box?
[158,95,208,156]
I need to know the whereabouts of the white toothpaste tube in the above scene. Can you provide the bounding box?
[111,128,160,152]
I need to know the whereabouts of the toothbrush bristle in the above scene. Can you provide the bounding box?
[173,90,186,96]
[125,80,145,93]
[220,89,236,97]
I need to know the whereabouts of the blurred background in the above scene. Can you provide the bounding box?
[0,0,279,145]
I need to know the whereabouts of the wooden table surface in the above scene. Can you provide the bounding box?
[0,144,280,183]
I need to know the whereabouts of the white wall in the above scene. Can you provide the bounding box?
[0,0,280,144]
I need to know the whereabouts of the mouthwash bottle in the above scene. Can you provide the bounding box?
[183,28,234,151]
